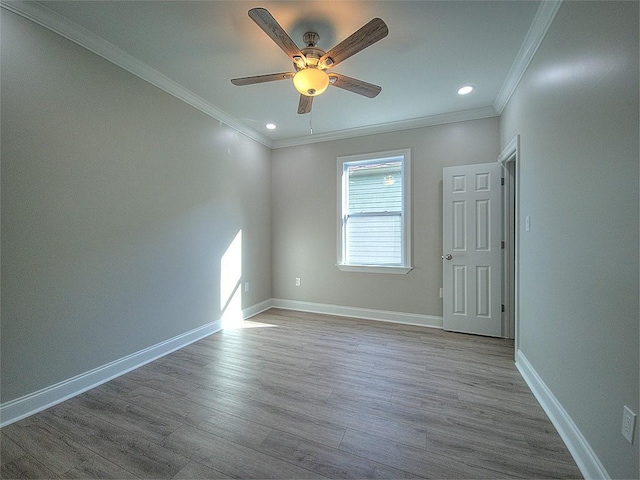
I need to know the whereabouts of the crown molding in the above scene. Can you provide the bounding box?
[493,0,563,114]
[2,0,558,150]
[271,106,499,149]
[0,0,274,148]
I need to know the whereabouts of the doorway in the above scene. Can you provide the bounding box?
[441,136,520,341]
[499,135,519,344]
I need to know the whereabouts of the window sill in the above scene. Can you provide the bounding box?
[336,264,412,275]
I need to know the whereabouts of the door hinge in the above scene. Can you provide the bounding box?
[501,304,505,313]
[501,177,505,186]
[501,241,505,249]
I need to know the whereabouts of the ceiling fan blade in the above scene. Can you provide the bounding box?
[248,8,306,65]
[231,72,295,86]
[319,18,388,69]
[297,94,313,114]
[328,73,382,98]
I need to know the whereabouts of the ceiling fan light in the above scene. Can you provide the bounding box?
[293,68,330,97]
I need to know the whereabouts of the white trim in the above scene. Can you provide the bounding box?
[515,350,610,480]
[0,300,270,428]
[0,298,442,426]
[1,0,561,149]
[271,298,443,330]
[494,1,563,114]
[336,264,412,275]
[0,0,272,148]
[337,148,412,272]
[0,320,221,427]
[273,107,498,149]
[0,1,503,149]
[241,298,273,318]
[498,135,520,343]
[498,135,520,164]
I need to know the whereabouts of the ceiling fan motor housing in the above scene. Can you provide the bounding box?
[295,32,326,70]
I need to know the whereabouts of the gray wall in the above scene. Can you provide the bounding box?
[271,118,499,317]
[1,10,272,403]
[499,2,639,478]
[4,3,638,477]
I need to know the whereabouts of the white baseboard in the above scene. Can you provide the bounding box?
[0,300,274,428]
[0,320,223,428]
[0,299,440,427]
[0,301,610,479]
[242,298,273,319]
[515,350,609,480]
[271,298,443,329]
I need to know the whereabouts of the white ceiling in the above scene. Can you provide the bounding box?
[5,1,553,148]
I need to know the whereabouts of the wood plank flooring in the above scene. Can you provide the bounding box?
[1,309,582,479]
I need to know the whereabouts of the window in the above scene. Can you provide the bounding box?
[337,149,411,274]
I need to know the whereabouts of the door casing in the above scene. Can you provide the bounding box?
[498,135,520,347]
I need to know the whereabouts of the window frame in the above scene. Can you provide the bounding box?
[337,148,412,274]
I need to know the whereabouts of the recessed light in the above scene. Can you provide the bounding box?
[266,123,276,130]
[457,85,474,95]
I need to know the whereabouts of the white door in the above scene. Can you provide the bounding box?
[443,163,502,337]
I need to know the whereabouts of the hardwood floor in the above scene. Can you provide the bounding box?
[1,309,582,479]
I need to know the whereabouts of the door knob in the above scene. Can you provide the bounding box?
[442,254,452,260]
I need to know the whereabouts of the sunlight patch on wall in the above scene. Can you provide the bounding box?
[220,230,243,329]
[219,229,278,330]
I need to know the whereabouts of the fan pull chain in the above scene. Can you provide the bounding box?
[309,111,313,135]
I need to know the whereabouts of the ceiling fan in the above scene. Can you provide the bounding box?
[231,8,389,114]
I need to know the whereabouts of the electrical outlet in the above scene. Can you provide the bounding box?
[295,277,301,287]
[244,282,249,292]
[622,406,636,444]
[439,287,443,298]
